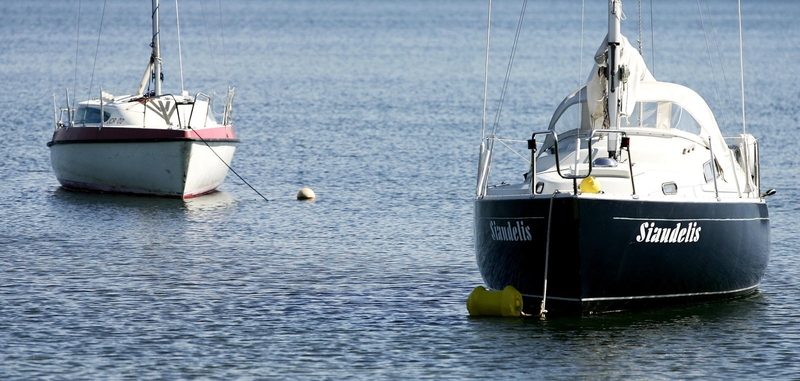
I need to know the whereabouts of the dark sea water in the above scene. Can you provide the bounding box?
[1,0,799,379]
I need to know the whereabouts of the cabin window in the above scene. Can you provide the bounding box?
[552,102,590,136]
[74,107,111,124]
[662,182,678,195]
[627,102,701,135]
[703,160,717,183]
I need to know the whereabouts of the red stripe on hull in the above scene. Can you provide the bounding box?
[49,125,237,143]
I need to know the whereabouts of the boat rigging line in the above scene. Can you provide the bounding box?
[706,0,740,123]
[477,0,492,197]
[189,126,269,202]
[649,0,655,75]
[637,0,642,54]
[578,0,585,92]
[175,0,186,93]
[696,0,742,132]
[72,0,82,112]
[488,0,528,141]
[696,0,726,129]
[737,0,747,134]
[478,0,528,195]
[200,0,220,80]
[217,0,229,77]
[573,0,585,174]
[87,0,107,102]
[480,0,491,144]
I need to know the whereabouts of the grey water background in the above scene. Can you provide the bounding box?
[1,0,799,379]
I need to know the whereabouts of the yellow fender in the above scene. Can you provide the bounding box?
[580,176,601,194]
[466,285,523,317]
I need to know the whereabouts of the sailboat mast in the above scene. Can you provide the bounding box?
[606,0,623,158]
[152,0,162,96]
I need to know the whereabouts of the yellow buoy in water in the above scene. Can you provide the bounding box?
[580,176,601,194]
[297,187,316,200]
[466,285,523,317]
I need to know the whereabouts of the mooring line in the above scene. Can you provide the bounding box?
[189,127,269,201]
[540,190,559,318]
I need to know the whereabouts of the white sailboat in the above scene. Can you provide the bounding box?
[473,0,772,315]
[48,0,238,198]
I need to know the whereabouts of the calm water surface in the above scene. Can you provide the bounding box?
[1,0,799,379]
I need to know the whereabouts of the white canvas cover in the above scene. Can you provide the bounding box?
[634,81,729,160]
[587,34,655,129]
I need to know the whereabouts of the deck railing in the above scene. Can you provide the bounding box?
[53,87,235,130]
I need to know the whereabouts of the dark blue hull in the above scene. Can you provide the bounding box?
[474,196,770,314]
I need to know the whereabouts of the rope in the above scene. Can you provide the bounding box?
[189,127,269,201]
[539,190,559,317]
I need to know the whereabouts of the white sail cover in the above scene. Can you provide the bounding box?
[587,34,655,129]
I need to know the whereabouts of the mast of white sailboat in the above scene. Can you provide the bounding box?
[606,0,623,158]
[152,0,163,96]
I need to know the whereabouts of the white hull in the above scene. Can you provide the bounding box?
[50,140,236,198]
[49,0,239,199]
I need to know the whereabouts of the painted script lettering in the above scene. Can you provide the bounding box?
[489,220,533,242]
[635,222,701,243]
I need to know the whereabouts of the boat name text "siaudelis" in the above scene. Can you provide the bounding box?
[635,222,701,243]
[490,220,533,242]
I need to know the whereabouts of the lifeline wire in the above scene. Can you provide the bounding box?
[189,127,269,201]
[495,138,531,164]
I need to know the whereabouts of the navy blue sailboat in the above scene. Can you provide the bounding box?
[473,0,771,315]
